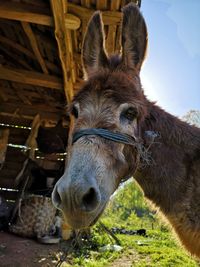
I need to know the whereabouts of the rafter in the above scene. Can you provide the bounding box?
[0,1,80,30]
[68,3,122,25]
[0,66,63,89]
[0,35,35,59]
[21,21,48,74]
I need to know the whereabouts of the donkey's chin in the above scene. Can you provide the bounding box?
[62,204,106,230]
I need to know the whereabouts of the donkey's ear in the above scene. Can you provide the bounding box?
[121,3,148,71]
[82,11,108,78]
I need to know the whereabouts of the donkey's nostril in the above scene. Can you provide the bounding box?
[81,187,100,212]
[52,186,62,209]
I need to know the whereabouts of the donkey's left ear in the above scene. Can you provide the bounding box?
[121,3,148,71]
[82,11,108,78]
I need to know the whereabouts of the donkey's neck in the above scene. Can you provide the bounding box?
[134,103,200,256]
[142,103,200,151]
[135,102,200,211]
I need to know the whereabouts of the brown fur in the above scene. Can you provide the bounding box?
[52,3,200,257]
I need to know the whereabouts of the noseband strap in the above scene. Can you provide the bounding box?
[72,128,138,146]
[72,128,159,183]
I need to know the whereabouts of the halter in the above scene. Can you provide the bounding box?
[72,128,159,183]
[72,128,139,146]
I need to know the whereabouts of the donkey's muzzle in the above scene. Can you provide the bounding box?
[52,177,101,214]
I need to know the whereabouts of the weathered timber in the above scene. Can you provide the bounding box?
[21,22,48,74]
[68,3,122,25]
[0,66,63,89]
[0,1,80,30]
[50,0,74,103]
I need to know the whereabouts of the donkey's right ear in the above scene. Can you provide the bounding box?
[82,11,108,78]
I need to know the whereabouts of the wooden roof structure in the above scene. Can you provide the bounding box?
[0,0,140,201]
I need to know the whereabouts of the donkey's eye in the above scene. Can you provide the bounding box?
[71,105,79,119]
[120,107,138,122]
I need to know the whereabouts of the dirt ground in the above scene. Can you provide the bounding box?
[0,231,61,267]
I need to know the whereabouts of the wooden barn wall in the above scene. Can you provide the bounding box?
[0,121,30,200]
[0,115,65,201]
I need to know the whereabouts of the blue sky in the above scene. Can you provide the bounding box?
[140,0,200,116]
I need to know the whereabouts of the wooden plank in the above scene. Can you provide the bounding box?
[0,1,80,30]
[0,169,19,180]
[0,128,9,167]
[0,1,53,26]
[0,110,61,122]
[11,83,32,105]
[0,35,62,75]
[106,25,117,53]
[0,104,64,124]
[68,3,122,25]
[0,89,8,101]
[110,0,121,10]
[0,178,16,189]
[5,148,27,166]
[106,0,120,53]
[21,22,48,74]
[0,35,35,59]
[81,0,91,8]
[96,0,108,10]
[4,127,30,146]
[0,189,18,201]
[0,115,33,127]
[0,103,63,116]
[2,161,24,171]
[0,44,33,70]
[0,66,63,89]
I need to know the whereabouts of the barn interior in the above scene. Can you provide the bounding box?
[0,0,140,265]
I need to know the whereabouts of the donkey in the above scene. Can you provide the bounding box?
[52,4,200,257]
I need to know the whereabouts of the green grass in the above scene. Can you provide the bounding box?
[59,181,199,267]
[60,227,198,267]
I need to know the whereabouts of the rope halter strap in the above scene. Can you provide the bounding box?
[72,128,138,146]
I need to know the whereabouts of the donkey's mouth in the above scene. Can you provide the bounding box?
[89,203,107,226]
[62,203,107,230]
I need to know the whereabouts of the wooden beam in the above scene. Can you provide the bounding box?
[0,1,80,30]
[0,89,8,101]
[81,0,91,8]
[0,1,53,26]
[96,0,107,10]
[68,3,122,25]
[50,0,74,103]
[21,21,48,74]
[0,111,61,122]
[0,35,35,59]
[0,103,63,118]
[0,115,32,127]
[0,66,63,89]
[106,0,120,54]
[65,14,81,30]
[0,44,33,70]
[0,35,61,75]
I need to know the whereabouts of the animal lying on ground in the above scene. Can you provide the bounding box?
[52,3,200,257]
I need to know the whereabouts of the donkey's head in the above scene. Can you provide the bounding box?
[52,4,148,229]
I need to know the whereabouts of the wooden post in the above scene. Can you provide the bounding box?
[50,0,78,103]
[0,129,10,169]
